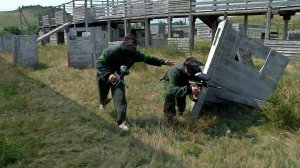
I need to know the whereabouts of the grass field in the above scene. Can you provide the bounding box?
[0,42,300,167]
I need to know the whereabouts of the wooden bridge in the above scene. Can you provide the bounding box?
[38,0,300,56]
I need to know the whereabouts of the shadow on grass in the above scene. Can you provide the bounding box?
[32,63,49,70]
[0,57,183,168]
[194,103,269,137]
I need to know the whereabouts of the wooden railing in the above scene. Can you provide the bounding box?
[38,0,300,27]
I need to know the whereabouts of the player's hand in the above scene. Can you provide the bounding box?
[164,60,175,66]
[108,74,118,83]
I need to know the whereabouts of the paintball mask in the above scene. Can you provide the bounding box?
[122,39,137,53]
[185,60,204,76]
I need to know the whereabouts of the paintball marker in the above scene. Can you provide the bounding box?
[189,72,221,102]
[112,65,130,88]
[190,72,222,89]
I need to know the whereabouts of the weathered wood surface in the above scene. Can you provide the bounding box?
[38,0,300,27]
[67,27,108,68]
[2,36,13,53]
[264,40,300,59]
[55,11,72,24]
[12,35,38,67]
[168,38,190,51]
[190,20,289,120]
[151,39,168,48]
[37,22,72,43]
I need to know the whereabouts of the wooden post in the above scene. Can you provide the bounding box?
[283,15,290,40]
[48,8,51,27]
[224,12,228,20]
[189,15,195,50]
[19,7,23,31]
[124,19,131,35]
[244,15,248,35]
[168,16,173,38]
[84,0,88,29]
[73,0,76,29]
[63,4,66,23]
[145,18,150,47]
[211,19,218,42]
[265,1,272,40]
[108,20,112,42]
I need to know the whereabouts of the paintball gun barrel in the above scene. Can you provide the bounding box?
[112,65,130,88]
[190,72,221,89]
[188,72,221,102]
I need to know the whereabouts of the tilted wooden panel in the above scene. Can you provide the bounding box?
[190,20,289,120]
[259,50,290,86]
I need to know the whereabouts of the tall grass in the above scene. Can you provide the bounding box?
[1,44,300,167]
[262,61,300,130]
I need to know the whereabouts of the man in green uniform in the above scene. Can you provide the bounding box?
[162,57,203,125]
[96,34,174,131]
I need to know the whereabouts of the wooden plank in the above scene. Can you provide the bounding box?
[37,22,71,42]
[190,87,208,121]
[259,50,290,85]
[213,61,271,99]
[217,89,267,108]
[190,21,231,120]
[239,37,270,60]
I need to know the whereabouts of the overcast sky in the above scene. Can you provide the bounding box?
[0,0,71,11]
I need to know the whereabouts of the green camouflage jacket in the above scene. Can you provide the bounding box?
[96,45,166,82]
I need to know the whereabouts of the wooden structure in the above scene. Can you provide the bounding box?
[1,36,13,53]
[38,0,300,51]
[264,40,300,59]
[67,26,108,68]
[12,35,38,67]
[190,20,289,120]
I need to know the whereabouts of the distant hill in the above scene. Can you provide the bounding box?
[0,5,49,31]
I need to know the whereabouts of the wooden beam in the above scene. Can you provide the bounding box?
[244,15,248,35]
[283,15,290,40]
[145,18,150,47]
[168,16,172,38]
[124,19,131,35]
[265,5,272,40]
[189,15,195,50]
[107,20,111,42]
[84,0,88,29]
[211,19,218,43]
[63,4,66,23]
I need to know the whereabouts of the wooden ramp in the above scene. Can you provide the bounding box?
[37,22,72,43]
[190,20,290,121]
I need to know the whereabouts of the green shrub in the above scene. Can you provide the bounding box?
[0,80,19,97]
[179,141,200,157]
[0,135,23,167]
[262,77,300,130]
